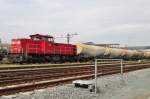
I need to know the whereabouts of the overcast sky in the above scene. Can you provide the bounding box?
[0,0,150,46]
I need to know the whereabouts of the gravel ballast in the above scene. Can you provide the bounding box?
[1,68,150,99]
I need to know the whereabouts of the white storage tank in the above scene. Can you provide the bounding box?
[124,50,135,58]
[136,51,144,58]
[144,51,150,58]
[76,43,106,57]
[107,48,125,57]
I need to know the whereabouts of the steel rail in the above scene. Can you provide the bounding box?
[0,63,150,96]
[0,61,141,70]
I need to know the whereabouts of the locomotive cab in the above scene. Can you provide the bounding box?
[30,34,54,42]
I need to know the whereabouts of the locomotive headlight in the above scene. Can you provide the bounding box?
[17,41,21,44]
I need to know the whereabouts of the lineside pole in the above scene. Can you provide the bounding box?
[121,59,124,82]
[95,59,97,94]
[121,59,123,75]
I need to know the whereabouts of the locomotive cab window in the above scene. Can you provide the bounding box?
[30,34,54,42]
[48,38,54,42]
[31,37,40,41]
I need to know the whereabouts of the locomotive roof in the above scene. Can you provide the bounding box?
[30,34,54,38]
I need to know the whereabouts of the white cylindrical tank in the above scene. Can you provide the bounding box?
[132,50,139,57]
[136,51,144,58]
[76,43,106,57]
[108,48,125,57]
[144,51,150,58]
[124,50,135,58]
[123,50,143,58]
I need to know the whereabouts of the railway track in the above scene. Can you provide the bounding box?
[0,61,139,70]
[0,62,150,96]
[0,62,144,86]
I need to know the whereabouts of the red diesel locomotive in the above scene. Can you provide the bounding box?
[10,34,77,63]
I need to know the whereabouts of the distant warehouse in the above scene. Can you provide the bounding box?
[84,42,120,48]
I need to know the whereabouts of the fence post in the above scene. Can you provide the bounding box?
[95,59,97,94]
[120,59,124,82]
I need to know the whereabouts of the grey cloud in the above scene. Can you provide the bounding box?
[0,0,150,46]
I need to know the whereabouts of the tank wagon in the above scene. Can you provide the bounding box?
[9,34,150,63]
[76,43,150,60]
